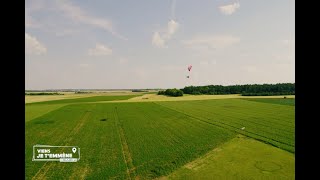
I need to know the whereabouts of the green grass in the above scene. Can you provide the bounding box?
[25,102,235,179]
[26,104,129,179]
[25,97,294,179]
[156,99,295,153]
[167,135,295,180]
[242,98,295,106]
[25,104,67,122]
[27,95,138,105]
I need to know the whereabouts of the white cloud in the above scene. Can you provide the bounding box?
[167,20,179,36]
[183,34,240,50]
[25,33,47,55]
[88,43,112,56]
[219,2,240,15]
[152,20,179,48]
[152,32,166,48]
[25,0,127,40]
[55,1,127,40]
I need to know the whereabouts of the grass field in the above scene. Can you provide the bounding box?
[25,94,295,179]
[25,91,145,104]
[242,98,295,106]
[28,95,139,105]
[125,94,295,102]
[156,99,295,152]
[26,102,235,179]
[25,104,67,122]
[166,135,295,180]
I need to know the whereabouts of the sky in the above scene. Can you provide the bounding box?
[25,0,295,90]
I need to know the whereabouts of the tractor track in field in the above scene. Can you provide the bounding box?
[114,107,136,180]
[32,106,94,179]
[154,102,294,152]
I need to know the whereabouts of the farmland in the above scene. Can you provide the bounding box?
[25,91,146,104]
[167,135,295,179]
[156,99,295,152]
[242,98,295,106]
[25,94,295,179]
[29,95,139,105]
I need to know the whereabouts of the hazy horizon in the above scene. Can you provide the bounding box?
[26,0,294,90]
[25,82,295,91]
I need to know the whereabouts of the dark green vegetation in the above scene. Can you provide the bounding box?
[26,95,294,179]
[242,98,295,106]
[27,95,138,105]
[156,99,295,153]
[75,91,93,94]
[181,83,295,96]
[158,88,184,97]
[132,89,148,92]
[25,92,64,95]
[168,135,295,179]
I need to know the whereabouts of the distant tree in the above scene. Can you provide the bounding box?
[158,88,183,97]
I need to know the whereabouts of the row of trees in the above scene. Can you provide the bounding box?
[75,91,93,94]
[181,83,295,96]
[132,89,148,92]
[158,88,184,97]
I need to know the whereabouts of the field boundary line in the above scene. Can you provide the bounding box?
[114,107,136,180]
[154,102,294,153]
[25,104,68,123]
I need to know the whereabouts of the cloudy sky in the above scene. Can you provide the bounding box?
[25,0,294,90]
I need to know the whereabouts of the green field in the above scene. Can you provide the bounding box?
[167,135,295,180]
[25,95,295,179]
[28,95,138,105]
[156,99,295,152]
[242,98,295,106]
[25,104,67,122]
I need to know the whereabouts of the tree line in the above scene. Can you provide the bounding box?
[158,88,184,97]
[75,91,93,94]
[180,83,295,96]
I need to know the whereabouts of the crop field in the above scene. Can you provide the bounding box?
[25,104,67,122]
[25,95,295,179]
[29,95,139,105]
[25,91,145,104]
[167,135,295,179]
[242,98,295,106]
[127,94,295,102]
[156,99,295,153]
[26,102,235,179]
